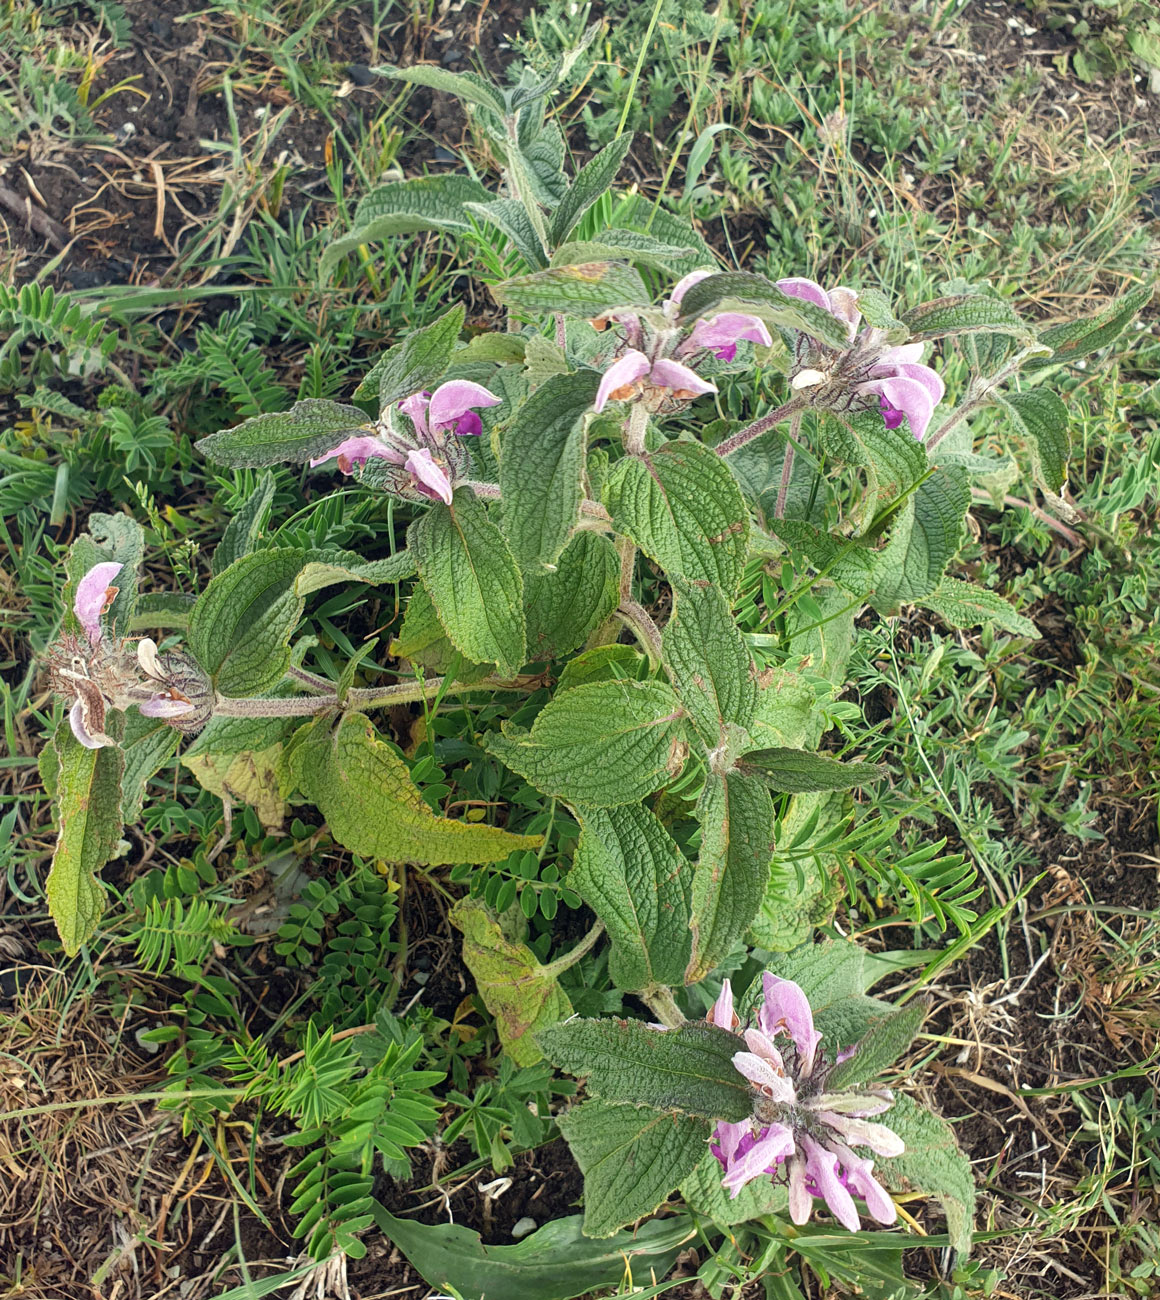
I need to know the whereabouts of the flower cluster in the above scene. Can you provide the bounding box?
[50,563,211,749]
[777,277,945,441]
[593,270,772,414]
[311,379,501,504]
[708,974,903,1232]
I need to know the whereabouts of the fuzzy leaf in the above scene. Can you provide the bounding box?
[549,135,634,245]
[825,1003,927,1090]
[523,531,619,661]
[996,388,1070,495]
[184,714,298,831]
[605,438,750,597]
[680,1150,788,1225]
[373,63,507,114]
[662,578,758,750]
[292,713,542,865]
[188,548,306,695]
[687,769,774,981]
[920,577,1040,638]
[500,370,602,570]
[451,898,570,1065]
[369,1208,692,1300]
[410,489,526,677]
[675,271,852,351]
[553,231,700,275]
[119,712,180,823]
[465,198,548,268]
[44,717,124,955]
[539,1019,751,1122]
[570,803,692,992]
[557,1100,709,1237]
[196,399,373,468]
[901,294,1035,342]
[1025,283,1153,370]
[765,520,877,594]
[484,679,685,807]
[876,1093,976,1257]
[493,262,650,317]
[391,581,493,681]
[212,471,277,574]
[820,409,928,506]
[739,747,886,794]
[871,464,971,610]
[353,305,466,407]
[294,549,417,597]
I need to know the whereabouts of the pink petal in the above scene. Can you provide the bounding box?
[405,448,454,505]
[428,380,501,435]
[776,277,832,314]
[758,974,822,1077]
[816,1112,906,1158]
[665,269,714,312]
[742,1027,787,1072]
[831,1143,897,1225]
[721,1125,795,1198]
[594,349,651,413]
[69,698,113,749]
[687,312,773,354]
[309,436,402,471]
[827,286,862,341]
[732,1048,794,1104]
[871,374,936,441]
[398,391,432,437]
[878,342,926,367]
[802,1135,859,1232]
[648,358,717,398]
[74,562,123,645]
[709,1118,753,1167]
[787,1153,812,1225]
[708,978,736,1030]
[893,361,945,406]
[139,695,196,719]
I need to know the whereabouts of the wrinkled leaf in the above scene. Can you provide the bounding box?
[196,400,372,468]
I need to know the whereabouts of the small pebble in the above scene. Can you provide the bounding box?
[511,1216,537,1239]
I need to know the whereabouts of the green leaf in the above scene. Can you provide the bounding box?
[662,578,758,751]
[484,679,685,808]
[188,548,306,695]
[605,438,750,597]
[750,667,819,751]
[871,464,971,610]
[570,803,692,992]
[819,409,927,510]
[556,644,644,693]
[825,1003,927,1090]
[410,489,526,676]
[129,591,196,632]
[492,262,650,318]
[523,531,619,661]
[353,305,466,407]
[65,512,145,642]
[608,198,718,279]
[184,714,298,831]
[556,1100,708,1237]
[901,294,1034,342]
[687,770,773,981]
[553,230,700,275]
[739,747,886,794]
[390,581,493,680]
[322,177,491,272]
[369,1208,692,1300]
[538,1018,751,1122]
[549,135,634,245]
[196,399,373,468]
[294,549,417,597]
[675,272,852,351]
[119,712,180,823]
[996,388,1070,495]
[451,898,570,1065]
[875,1093,976,1256]
[765,520,877,594]
[212,471,277,574]
[44,717,124,955]
[500,370,601,571]
[680,1150,788,1226]
[371,63,507,114]
[1026,282,1153,370]
[292,713,542,866]
[465,198,548,268]
[920,577,1040,638]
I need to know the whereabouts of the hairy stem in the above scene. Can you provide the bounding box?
[541,922,606,979]
[615,600,664,668]
[642,986,685,1028]
[774,414,802,519]
[215,673,542,719]
[624,402,651,456]
[287,665,337,693]
[715,398,804,458]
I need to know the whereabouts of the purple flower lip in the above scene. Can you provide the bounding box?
[776,277,946,441]
[594,349,717,413]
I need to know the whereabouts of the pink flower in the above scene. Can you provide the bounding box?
[73,562,123,645]
[309,436,403,472]
[682,312,773,362]
[399,380,501,438]
[707,973,902,1231]
[594,349,717,413]
[777,277,946,441]
[403,447,454,505]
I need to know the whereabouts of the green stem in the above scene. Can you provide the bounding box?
[214,673,541,719]
[540,922,605,979]
[615,600,664,668]
[642,986,685,1028]
[715,399,804,458]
